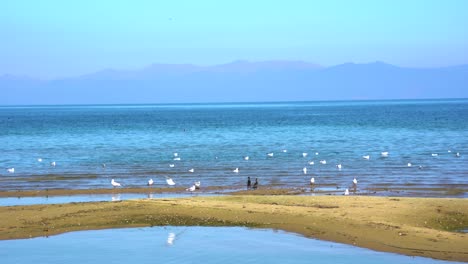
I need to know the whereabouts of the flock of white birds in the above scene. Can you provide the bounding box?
[5,149,462,196]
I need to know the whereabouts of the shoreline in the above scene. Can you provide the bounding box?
[0,185,466,198]
[0,195,467,262]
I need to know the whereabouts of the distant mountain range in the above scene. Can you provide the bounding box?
[1,60,467,105]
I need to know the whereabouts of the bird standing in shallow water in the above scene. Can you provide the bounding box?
[111,179,121,188]
[166,178,176,186]
[302,167,307,175]
[252,178,258,189]
[148,178,154,186]
[247,176,251,189]
[344,189,350,195]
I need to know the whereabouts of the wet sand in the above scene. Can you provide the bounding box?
[0,195,467,262]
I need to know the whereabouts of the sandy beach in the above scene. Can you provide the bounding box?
[0,194,466,262]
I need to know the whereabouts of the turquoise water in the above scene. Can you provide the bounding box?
[1,99,467,196]
[0,227,462,264]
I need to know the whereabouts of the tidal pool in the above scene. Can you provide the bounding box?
[0,227,462,264]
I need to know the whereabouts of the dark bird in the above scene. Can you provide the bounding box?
[247,176,251,189]
[253,178,258,189]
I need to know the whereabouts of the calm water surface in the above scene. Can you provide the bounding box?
[0,227,463,264]
[1,99,467,196]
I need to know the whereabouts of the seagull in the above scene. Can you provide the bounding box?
[336,164,342,170]
[319,160,326,165]
[353,178,358,185]
[194,181,201,189]
[188,168,194,173]
[101,163,106,168]
[173,153,178,157]
[111,179,121,188]
[302,152,308,157]
[7,168,14,173]
[344,189,350,195]
[169,164,175,168]
[456,152,461,157]
[310,177,315,185]
[315,152,319,155]
[308,161,315,165]
[407,162,412,167]
[244,156,249,161]
[282,149,288,153]
[50,161,56,167]
[381,152,389,157]
[362,155,370,160]
[267,152,274,157]
[448,150,452,153]
[37,158,43,162]
[302,167,307,174]
[166,178,176,186]
[186,185,196,192]
[233,168,239,173]
[148,178,154,186]
[431,153,438,157]
[173,157,181,161]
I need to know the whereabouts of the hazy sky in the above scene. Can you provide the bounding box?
[1,0,467,79]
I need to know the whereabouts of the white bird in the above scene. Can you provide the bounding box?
[267,152,274,157]
[362,155,370,160]
[282,149,287,153]
[381,152,389,157]
[431,153,438,157]
[448,150,452,153]
[173,153,178,157]
[166,178,176,186]
[186,185,196,192]
[233,168,239,173]
[188,168,194,173]
[50,161,56,167]
[353,178,358,185]
[194,181,201,189]
[407,162,412,167]
[308,161,314,165]
[37,158,43,162]
[336,164,342,170]
[302,152,308,157]
[148,178,154,186]
[456,152,461,157]
[319,160,326,165]
[167,233,176,245]
[244,156,249,161]
[302,167,307,174]
[173,157,181,161]
[111,179,121,188]
[344,189,350,195]
[315,152,319,155]
[310,177,315,185]
[169,164,175,168]
[7,168,14,173]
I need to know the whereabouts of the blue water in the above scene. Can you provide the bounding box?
[0,227,462,264]
[1,99,467,196]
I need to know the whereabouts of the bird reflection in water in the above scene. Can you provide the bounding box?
[167,232,176,246]
[111,193,121,202]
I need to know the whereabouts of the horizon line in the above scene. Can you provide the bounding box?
[1,97,467,108]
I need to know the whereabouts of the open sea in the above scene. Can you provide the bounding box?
[1,99,467,197]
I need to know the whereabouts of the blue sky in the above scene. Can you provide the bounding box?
[1,0,467,79]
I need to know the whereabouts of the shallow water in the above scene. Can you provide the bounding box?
[0,192,216,206]
[1,99,467,197]
[0,226,462,264]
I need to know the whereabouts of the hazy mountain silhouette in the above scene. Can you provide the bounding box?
[1,61,467,105]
